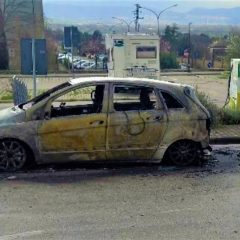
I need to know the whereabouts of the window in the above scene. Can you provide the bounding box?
[160,91,184,109]
[136,46,157,59]
[50,84,105,118]
[113,85,157,111]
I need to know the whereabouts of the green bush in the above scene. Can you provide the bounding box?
[196,91,220,127]
[0,91,13,101]
[197,90,240,126]
[160,52,178,69]
[219,109,240,125]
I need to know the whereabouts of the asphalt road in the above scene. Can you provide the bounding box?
[0,145,240,240]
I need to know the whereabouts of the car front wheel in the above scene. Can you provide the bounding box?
[0,140,27,172]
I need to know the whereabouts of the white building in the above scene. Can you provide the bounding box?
[105,33,160,79]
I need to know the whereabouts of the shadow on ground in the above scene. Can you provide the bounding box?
[0,146,239,184]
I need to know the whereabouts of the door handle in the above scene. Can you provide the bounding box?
[154,115,163,121]
[90,120,104,125]
[145,115,163,121]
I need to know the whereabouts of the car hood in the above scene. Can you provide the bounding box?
[0,107,26,126]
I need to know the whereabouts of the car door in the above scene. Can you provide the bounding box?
[106,83,168,161]
[37,83,108,162]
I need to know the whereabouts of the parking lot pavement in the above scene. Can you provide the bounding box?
[0,145,240,240]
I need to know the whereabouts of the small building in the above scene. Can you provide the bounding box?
[0,0,44,71]
[105,33,160,79]
[209,40,227,68]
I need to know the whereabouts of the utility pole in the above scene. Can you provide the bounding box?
[188,22,192,72]
[134,4,143,32]
[31,0,36,97]
[71,26,74,77]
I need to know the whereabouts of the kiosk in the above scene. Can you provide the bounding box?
[105,33,160,79]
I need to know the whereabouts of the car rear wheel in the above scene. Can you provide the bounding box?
[0,140,27,172]
[167,140,198,166]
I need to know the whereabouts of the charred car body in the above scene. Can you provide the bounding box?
[0,77,211,171]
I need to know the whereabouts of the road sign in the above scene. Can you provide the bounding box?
[21,39,47,75]
[64,26,80,49]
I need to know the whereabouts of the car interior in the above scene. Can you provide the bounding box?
[50,85,105,118]
[113,86,156,111]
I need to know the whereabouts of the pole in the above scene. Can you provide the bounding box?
[157,16,160,37]
[71,26,74,77]
[31,0,36,97]
[188,22,192,72]
[140,4,177,37]
[112,17,133,32]
[134,4,143,32]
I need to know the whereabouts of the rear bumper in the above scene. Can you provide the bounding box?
[202,145,212,159]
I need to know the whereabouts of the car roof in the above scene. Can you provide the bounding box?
[69,77,185,89]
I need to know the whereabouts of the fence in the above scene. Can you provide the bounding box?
[11,76,28,105]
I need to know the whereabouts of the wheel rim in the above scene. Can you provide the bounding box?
[169,141,197,166]
[0,140,26,171]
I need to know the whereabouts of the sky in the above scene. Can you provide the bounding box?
[42,0,240,11]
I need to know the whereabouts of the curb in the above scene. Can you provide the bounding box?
[210,137,240,145]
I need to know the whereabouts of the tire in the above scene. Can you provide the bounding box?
[0,139,27,172]
[167,140,198,166]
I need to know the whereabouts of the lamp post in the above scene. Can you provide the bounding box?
[31,0,36,97]
[112,17,134,32]
[139,4,178,37]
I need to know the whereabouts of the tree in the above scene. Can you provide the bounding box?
[164,24,181,52]
[160,52,178,69]
[45,27,59,72]
[225,33,240,68]
[92,30,102,41]
[77,29,105,55]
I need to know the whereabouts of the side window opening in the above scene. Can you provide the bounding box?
[113,85,157,111]
[136,46,157,59]
[50,84,105,118]
[160,91,184,109]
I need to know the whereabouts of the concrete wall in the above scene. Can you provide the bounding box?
[0,0,45,71]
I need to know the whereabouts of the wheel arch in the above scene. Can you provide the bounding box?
[162,138,202,162]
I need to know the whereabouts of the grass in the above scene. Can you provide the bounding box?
[0,91,13,101]
[218,71,230,79]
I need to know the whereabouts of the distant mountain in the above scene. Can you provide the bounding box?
[44,2,133,22]
[43,2,240,25]
[185,7,240,25]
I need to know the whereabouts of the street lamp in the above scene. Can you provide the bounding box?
[112,17,134,32]
[139,4,178,37]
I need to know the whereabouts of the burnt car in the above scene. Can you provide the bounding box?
[0,77,211,171]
